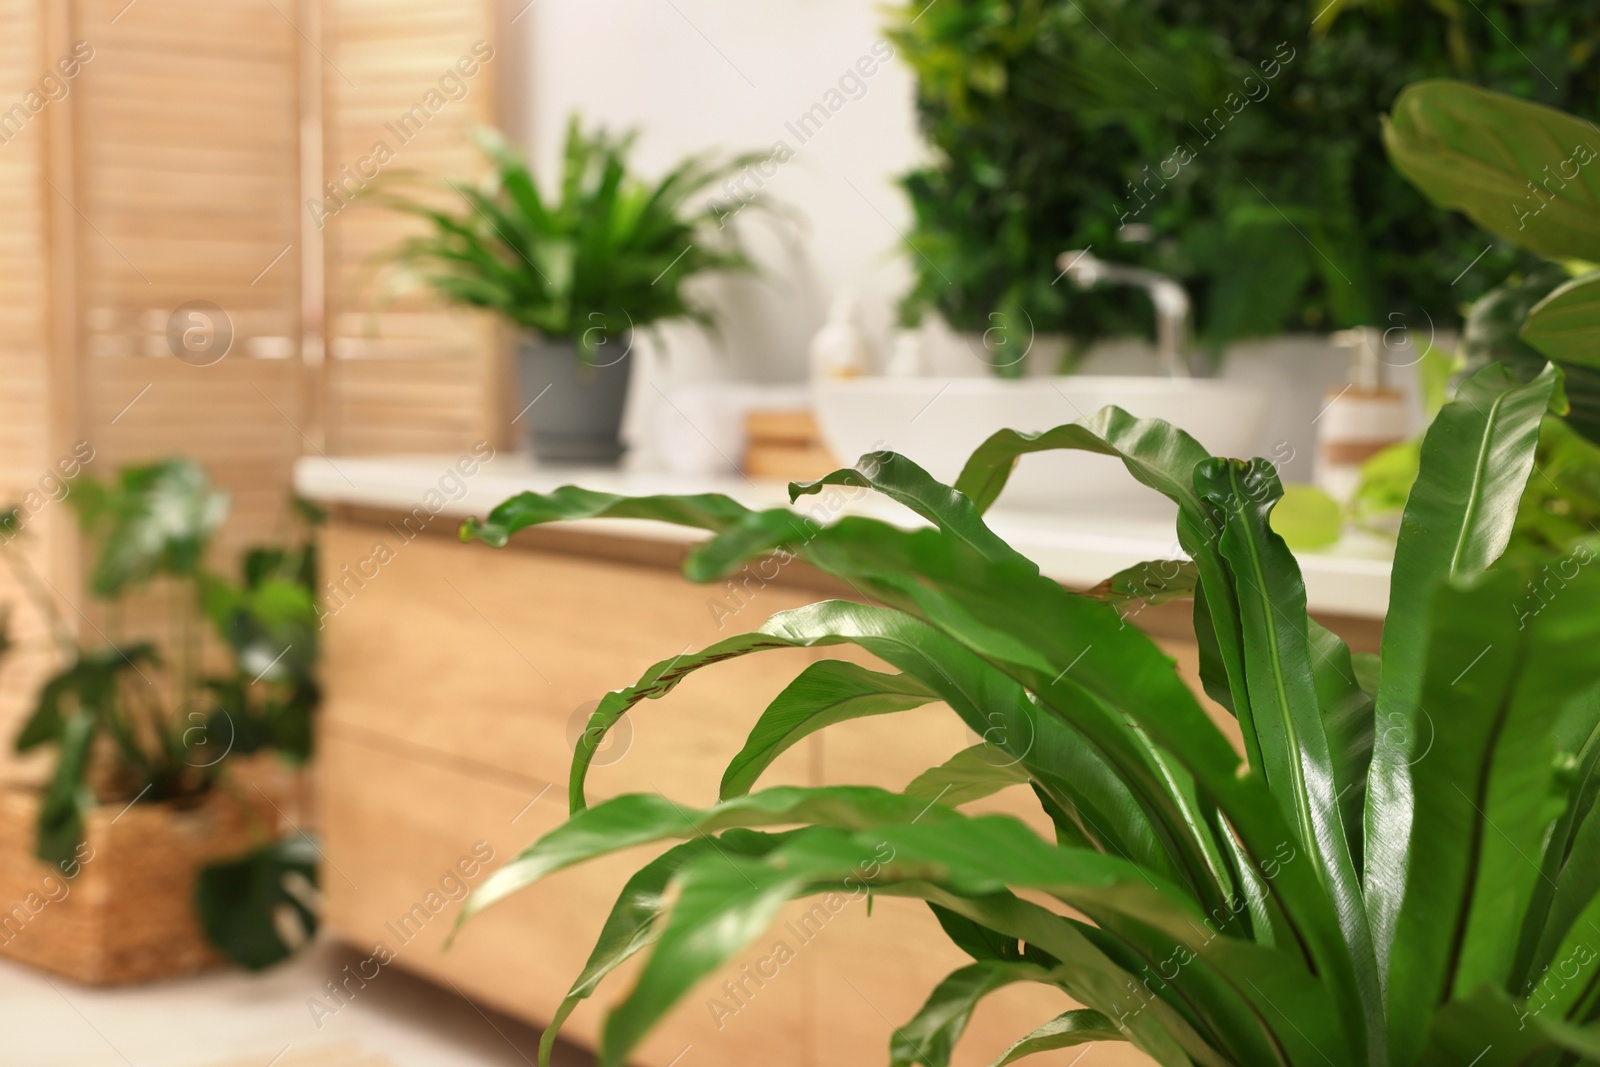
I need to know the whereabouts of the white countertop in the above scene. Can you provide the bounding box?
[294,453,1393,619]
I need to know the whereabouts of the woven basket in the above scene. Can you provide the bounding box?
[0,785,273,985]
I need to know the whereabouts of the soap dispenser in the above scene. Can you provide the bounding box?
[1316,327,1411,503]
[809,291,871,380]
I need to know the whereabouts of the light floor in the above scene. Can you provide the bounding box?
[0,939,594,1067]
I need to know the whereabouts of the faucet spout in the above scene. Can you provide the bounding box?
[1058,250,1193,378]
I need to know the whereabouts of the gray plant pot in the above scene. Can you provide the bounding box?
[516,336,631,466]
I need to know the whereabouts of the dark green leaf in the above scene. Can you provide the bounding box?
[1086,558,1198,608]
[1385,567,1600,1065]
[196,836,319,971]
[720,660,935,799]
[458,786,965,929]
[34,713,96,867]
[606,820,1344,1067]
[791,452,1021,564]
[1366,361,1561,990]
[1193,457,1378,1047]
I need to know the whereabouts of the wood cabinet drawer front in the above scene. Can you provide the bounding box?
[320,731,817,1067]
[320,521,822,804]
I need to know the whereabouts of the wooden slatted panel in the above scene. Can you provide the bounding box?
[0,0,62,765]
[72,0,304,564]
[322,0,502,456]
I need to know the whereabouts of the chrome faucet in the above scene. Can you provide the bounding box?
[1057,250,1193,378]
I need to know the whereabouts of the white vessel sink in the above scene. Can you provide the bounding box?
[812,376,1270,510]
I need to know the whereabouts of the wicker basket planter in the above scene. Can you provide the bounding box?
[0,786,270,985]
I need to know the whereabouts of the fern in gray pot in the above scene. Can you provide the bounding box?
[381,118,762,464]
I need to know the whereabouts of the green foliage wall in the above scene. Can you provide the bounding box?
[892,0,1600,355]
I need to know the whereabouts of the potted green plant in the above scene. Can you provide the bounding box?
[0,460,321,982]
[377,119,761,465]
[448,364,1598,1063]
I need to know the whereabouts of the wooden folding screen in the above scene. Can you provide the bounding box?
[0,0,63,744]
[321,0,504,455]
[74,0,306,567]
[0,0,503,762]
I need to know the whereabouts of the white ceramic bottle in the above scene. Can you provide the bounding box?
[808,291,871,380]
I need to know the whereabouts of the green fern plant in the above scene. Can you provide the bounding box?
[453,358,1600,1065]
[375,118,761,361]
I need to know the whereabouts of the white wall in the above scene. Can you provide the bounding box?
[512,0,924,385]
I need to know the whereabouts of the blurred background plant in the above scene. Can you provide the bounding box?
[373,118,764,362]
[888,0,1600,368]
[0,459,322,969]
[1279,81,1600,556]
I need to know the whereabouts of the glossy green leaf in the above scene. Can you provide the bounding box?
[530,832,790,1067]
[721,660,935,799]
[566,598,1188,887]
[1193,456,1378,1048]
[1522,887,1600,1026]
[794,442,1238,921]
[459,786,964,929]
[910,888,1212,1067]
[457,390,1600,1067]
[607,820,1345,1067]
[1522,725,1600,988]
[791,451,1021,564]
[792,519,1367,1051]
[680,508,820,582]
[904,745,1031,808]
[1365,361,1561,990]
[1085,558,1199,608]
[1191,584,1238,717]
[1384,81,1600,264]
[1385,567,1600,1066]
[460,485,753,548]
[890,960,1055,1067]
[927,902,1031,965]
[980,1010,1125,1066]
[1521,272,1600,372]
[793,449,1230,906]
[1308,619,1374,870]
[952,407,1258,804]
[953,407,1211,516]
[1065,909,1320,1067]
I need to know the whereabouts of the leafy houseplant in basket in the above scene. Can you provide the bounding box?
[378,119,760,465]
[453,352,1600,1063]
[0,460,322,982]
